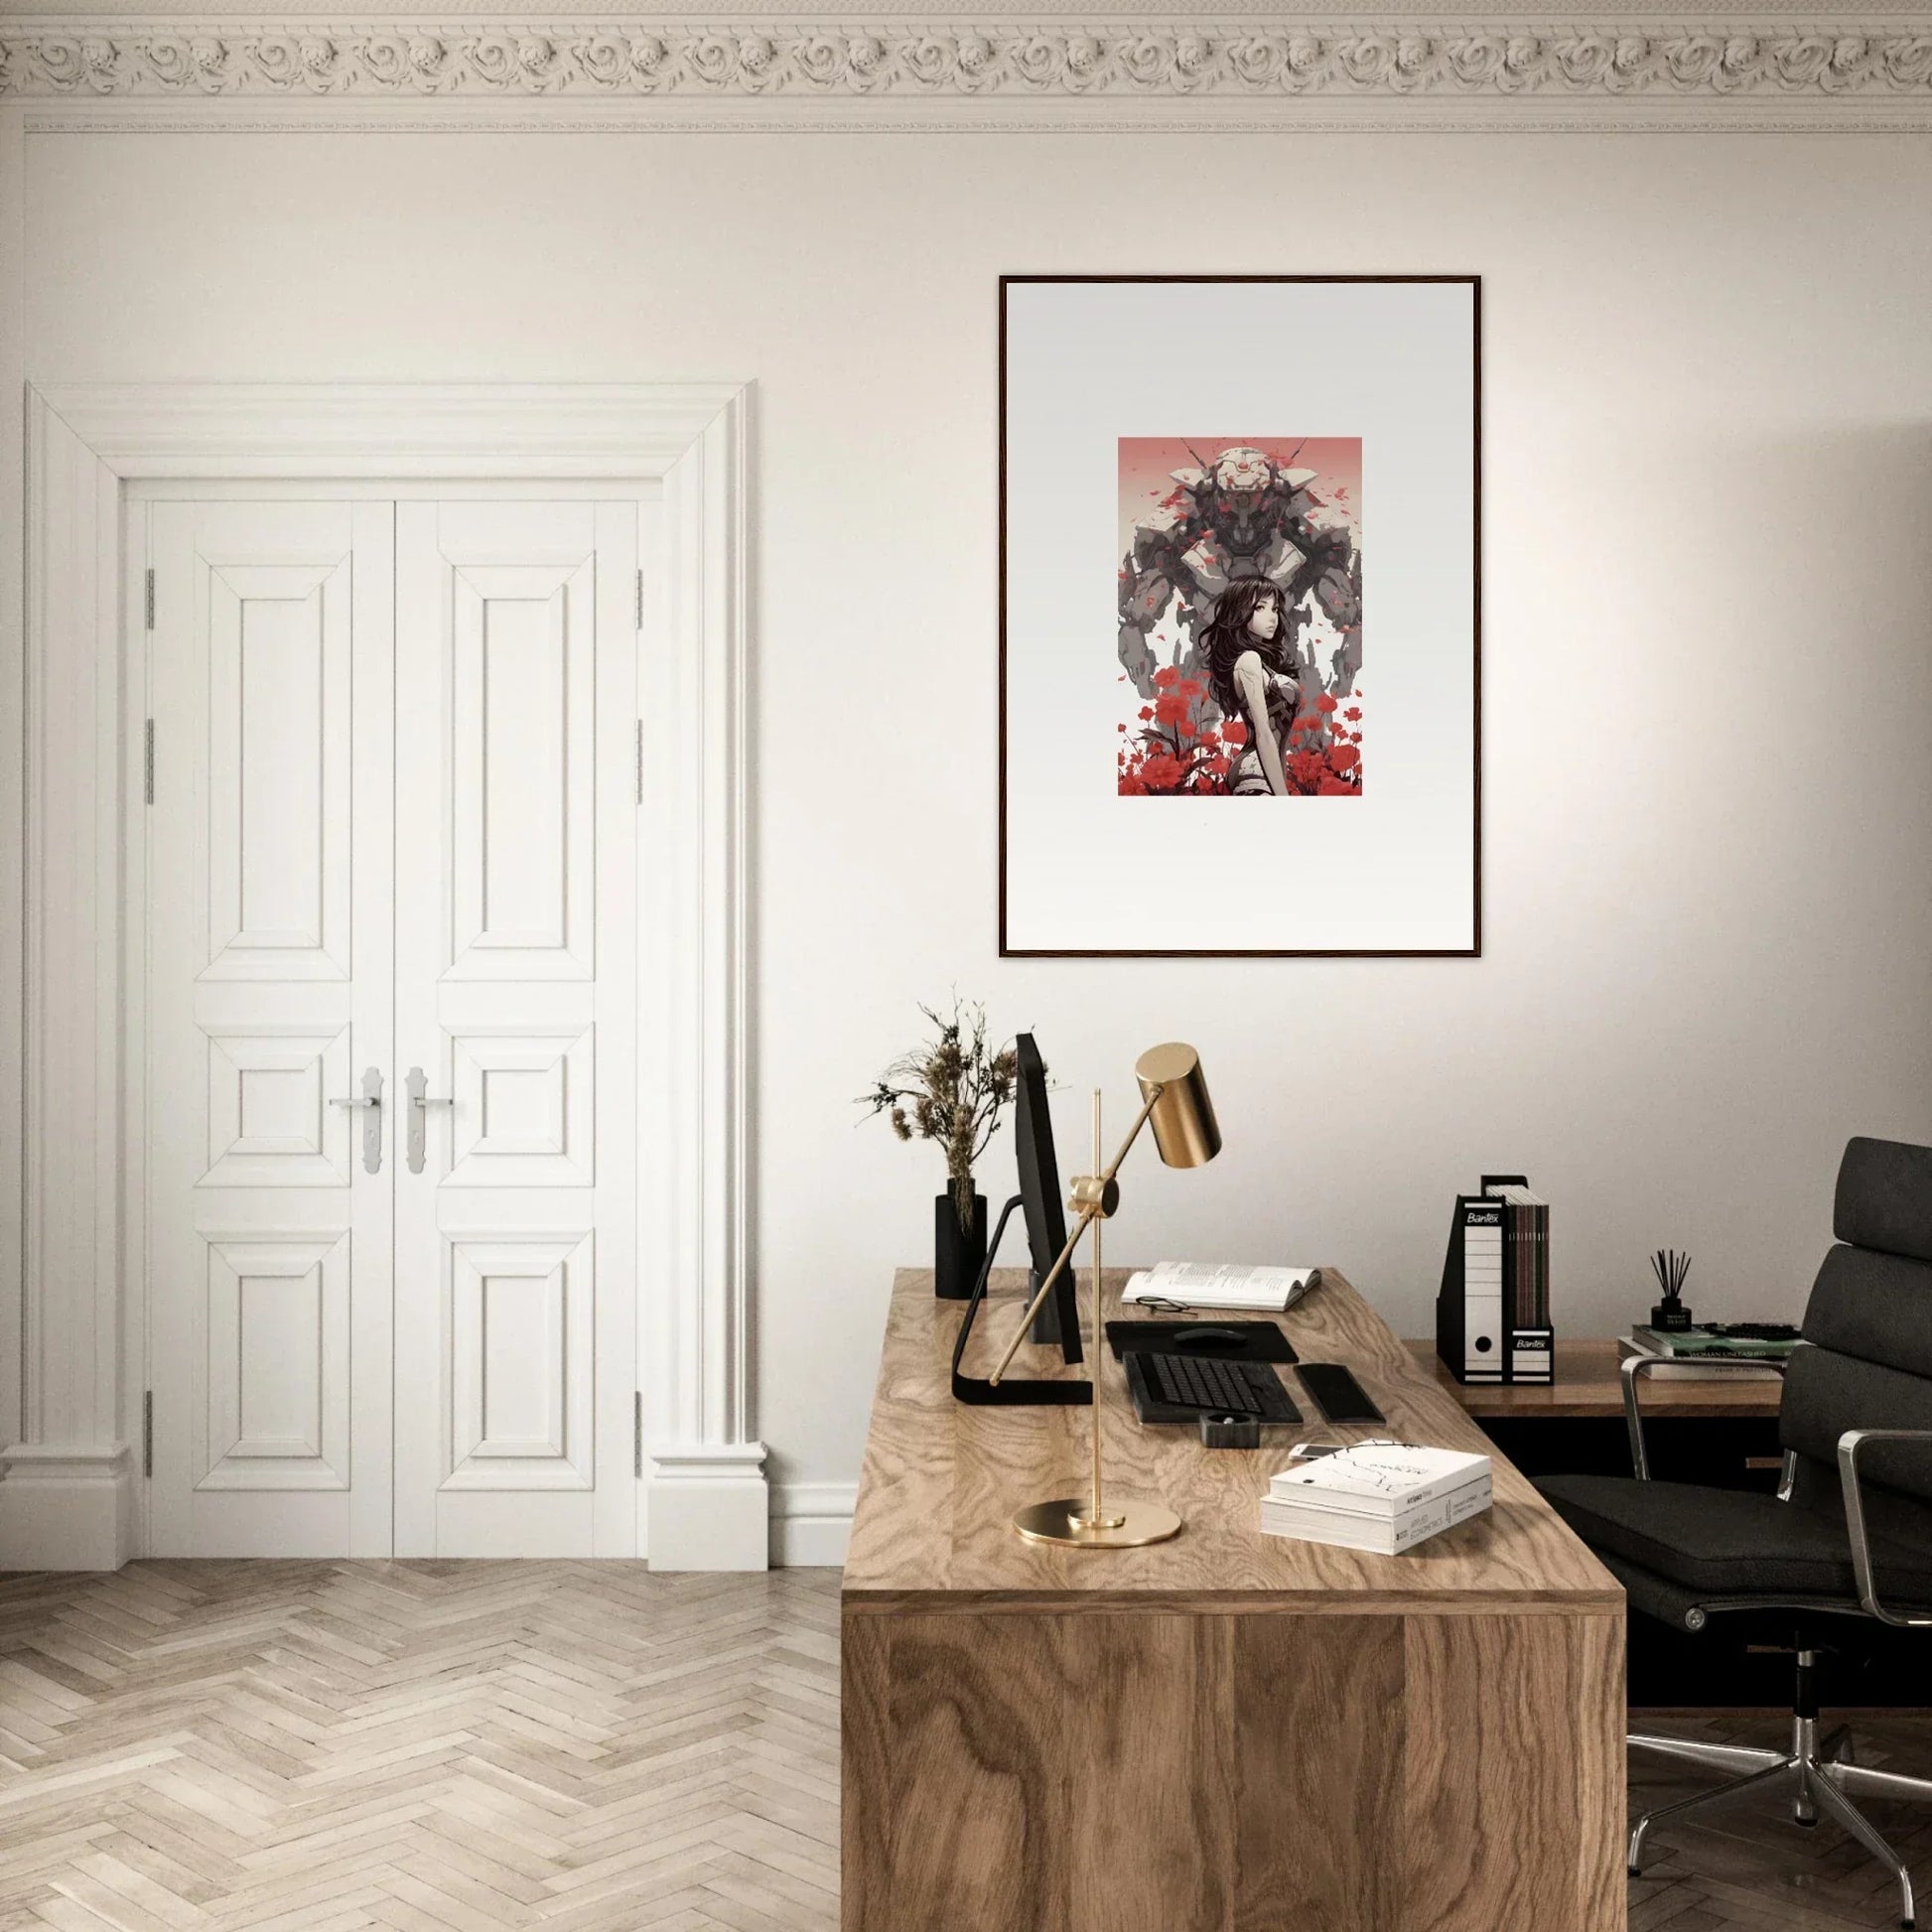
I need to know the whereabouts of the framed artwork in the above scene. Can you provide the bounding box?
[999,274,1480,957]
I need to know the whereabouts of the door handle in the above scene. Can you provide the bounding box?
[330,1066,384,1174]
[405,1065,454,1175]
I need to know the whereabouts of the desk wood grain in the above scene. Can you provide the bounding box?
[844,1268,1621,1613]
[842,1269,1627,1932]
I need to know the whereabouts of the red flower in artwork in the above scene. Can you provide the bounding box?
[1176,717,1197,738]
[1329,744,1360,773]
[1139,706,1155,722]
[1176,677,1203,699]
[1117,722,1129,733]
[1155,692,1190,727]
[1315,692,1339,715]
[1118,774,1147,796]
[1196,731,1219,752]
[1316,776,1356,795]
[1140,754,1184,790]
[1343,706,1362,723]
[1151,666,1179,688]
[1203,756,1231,780]
[1221,721,1248,747]
[1291,711,1320,734]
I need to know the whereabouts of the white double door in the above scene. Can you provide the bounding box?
[144,493,641,1558]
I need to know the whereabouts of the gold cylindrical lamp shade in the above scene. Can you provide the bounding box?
[1135,1042,1221,1170]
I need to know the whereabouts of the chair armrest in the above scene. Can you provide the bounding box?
[1621,1351,1788,1481]
[1837,1429,1932,1627]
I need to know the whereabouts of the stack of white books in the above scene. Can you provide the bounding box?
[1259,1444,1493,1555]
[1122,1261,1317,1312]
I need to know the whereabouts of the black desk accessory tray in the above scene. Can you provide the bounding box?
[1105,1319,1298,1365]
[951,1195,1091,1407]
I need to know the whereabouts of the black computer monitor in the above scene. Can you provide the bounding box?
[1014,1034,1083,1365]
[948,1033,1090,1405]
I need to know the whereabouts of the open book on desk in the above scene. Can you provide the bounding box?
[1122,1262,1318,1313]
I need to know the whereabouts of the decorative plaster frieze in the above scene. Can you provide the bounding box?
[4,19,1932,103]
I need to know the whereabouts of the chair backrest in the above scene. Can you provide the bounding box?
[1781,1138,1932,1521]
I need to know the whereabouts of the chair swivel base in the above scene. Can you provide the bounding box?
[1629,1715,1932,1930]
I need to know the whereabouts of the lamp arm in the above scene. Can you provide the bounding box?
[987,1084,1165,1387]
[1097,1086,1165,1187]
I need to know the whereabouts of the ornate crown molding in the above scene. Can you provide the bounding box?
[4,17,1931,113]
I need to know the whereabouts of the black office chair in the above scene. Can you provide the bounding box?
[1538,1136,1932,1930]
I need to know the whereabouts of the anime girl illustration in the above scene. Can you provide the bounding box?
[1202,580,1302,796]
[1116,438,1362,797]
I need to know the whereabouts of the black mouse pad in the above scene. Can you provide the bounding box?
[1105,1319,1298,1364]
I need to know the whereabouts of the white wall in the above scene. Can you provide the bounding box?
[19,125,1932,1527]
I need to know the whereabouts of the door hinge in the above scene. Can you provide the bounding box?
[634,719,644,805]
[142,1391,153,1478]
[144,568,155,631]
[635,568,644,631]
[144,720,155,805]
[633,1392,643,1479]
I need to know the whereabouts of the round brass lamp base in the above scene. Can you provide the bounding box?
[1012,1496,1182,1548]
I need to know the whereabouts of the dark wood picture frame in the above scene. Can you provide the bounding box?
[997,272,1482,959]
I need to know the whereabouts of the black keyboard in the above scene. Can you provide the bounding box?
[1706,1321,1802,1342]
[1140,1353,1302,1423]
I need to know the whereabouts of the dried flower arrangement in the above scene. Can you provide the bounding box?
[860,998,1020,1234]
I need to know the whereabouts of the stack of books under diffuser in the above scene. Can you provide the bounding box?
[1259,1444,1493,1555]
[1618,1322,1798,1382]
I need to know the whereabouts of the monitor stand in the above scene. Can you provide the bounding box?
[951,1196,1091,1407]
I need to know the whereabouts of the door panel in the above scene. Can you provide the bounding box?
[203,564,352,980]
[393,501,637,1557]
[147,501,394,1557]
[448,564,595,979]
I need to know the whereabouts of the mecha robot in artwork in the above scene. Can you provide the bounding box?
[1117,444,1363,710]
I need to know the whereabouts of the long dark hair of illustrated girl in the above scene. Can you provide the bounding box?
[1202,579,1291,727]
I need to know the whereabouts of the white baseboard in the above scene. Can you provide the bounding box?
[0,1441,851,1573]
[645,1442,769,1571]
[770,1480,854,1569]
[0,1444,135,1571]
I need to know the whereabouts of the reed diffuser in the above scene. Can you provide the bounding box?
[1650,1248,1694,1332]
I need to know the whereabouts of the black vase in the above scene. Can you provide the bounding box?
[934,1189,989,1301]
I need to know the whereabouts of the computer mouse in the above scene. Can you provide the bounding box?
[1173,1326,1247,1350]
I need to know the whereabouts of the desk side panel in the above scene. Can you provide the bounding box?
[1405,1611,1626,1932]
[1233,1614,1406,1930]
[842,1603,1625,1932]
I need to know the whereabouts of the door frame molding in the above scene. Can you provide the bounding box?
[5,381,764,1571]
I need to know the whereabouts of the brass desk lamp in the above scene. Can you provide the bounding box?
[988,1041,1221,1548]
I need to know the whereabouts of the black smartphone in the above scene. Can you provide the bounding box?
[1298,1362,1385,1425]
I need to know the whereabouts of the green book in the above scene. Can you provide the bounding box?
[1632,1325,1798,1360]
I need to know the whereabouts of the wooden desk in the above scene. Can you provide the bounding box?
[843,1269,1626,1932]
[1408,1337,1784,1421]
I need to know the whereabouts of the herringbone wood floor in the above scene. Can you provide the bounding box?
[0,1564,840,1931]
[2,1563,1929,1929]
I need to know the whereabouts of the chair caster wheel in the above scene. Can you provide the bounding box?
[1795,1816,1818,1828]
[1627,1867,1640,1878]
